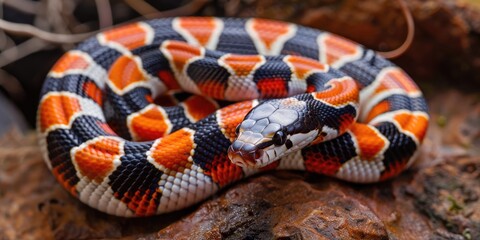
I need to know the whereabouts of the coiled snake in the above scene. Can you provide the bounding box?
[37,17,429,217]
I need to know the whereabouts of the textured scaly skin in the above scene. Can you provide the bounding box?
[37,17,429,217]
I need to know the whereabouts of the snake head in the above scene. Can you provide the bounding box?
[228,97,320,168]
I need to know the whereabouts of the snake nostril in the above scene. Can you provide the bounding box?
[253,150,263,160]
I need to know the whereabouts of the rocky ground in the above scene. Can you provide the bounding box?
[0,0,479,239]
[0,90,478,239]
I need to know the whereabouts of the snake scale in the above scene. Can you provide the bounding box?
[37,17,429,217]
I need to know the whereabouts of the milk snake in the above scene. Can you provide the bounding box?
[37,17,429,217]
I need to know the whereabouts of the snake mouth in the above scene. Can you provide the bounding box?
[227,143,264,168]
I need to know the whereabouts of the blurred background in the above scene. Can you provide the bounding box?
[0,1,479,239]
[0,0,479,137]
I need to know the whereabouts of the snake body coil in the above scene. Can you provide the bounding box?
[37,17,429,217]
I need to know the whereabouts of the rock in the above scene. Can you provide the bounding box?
[154,172,389,240]
[1,0,480,239]
[149,90,480,239]
[408,156,480,240]
[1,90,477,239]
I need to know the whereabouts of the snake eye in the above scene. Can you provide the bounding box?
[272,131,287,146]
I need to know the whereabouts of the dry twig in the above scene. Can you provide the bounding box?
[377,0,415,59]
[125,0,209,19]
[0,69,25,100]
[0,18,96,44]
[124,0,160,16]
[0,38,50,68]
[95,0,113,28]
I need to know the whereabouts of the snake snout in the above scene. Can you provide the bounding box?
[228,141,263,168]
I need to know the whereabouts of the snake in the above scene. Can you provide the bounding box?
[37,17,429,217]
